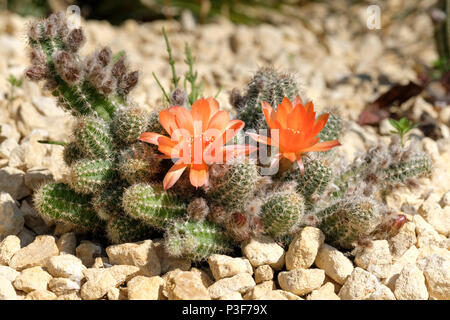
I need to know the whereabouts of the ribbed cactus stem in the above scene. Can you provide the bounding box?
[68,159,117,194]
[33,183,103,231]
[260,190,305,238]
[118,143,162,185]
[165,220,234,261]
[106,214,158,244]
[92,184,126,220]
[74,116,114,159]
[318,113,343,142]
[112,106,149,146]
[383,153,432,182]
[122,183,187,229]
[62,141,84,166]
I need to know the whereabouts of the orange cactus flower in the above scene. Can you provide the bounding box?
[139,98,256,190]
[247,96,341,173]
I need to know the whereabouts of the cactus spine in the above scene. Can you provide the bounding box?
[68,159,117,194]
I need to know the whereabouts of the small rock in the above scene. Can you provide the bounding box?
[0,234,21,265]
[9,235,59,270]
[13,266,52,293]
[106,240,161,276]
[354,240,392,279]
[338,268,379,300]
[24,167,54,191]
[315,243,354,284]
[166,271,210,300]
[190,267,214,288]
[0,138,19,158]
[48,277,80,296]
[55,292,82,300]
[0,167,30,200]
[0,192,24,237]
[0,275,17,300]
[76,241,102,267]
[17,227,35,247]
[19,199,51,235]
[92,257,109,268]
[46,254,86,283]
[414,215,447,248]
[56,232,76,255]
[106,287,121,300]
[388,221,417,258]
[394,264,428,300]
[440,191,450,207]
[384,245,419,290]
[242,235,285,270]
[307,282,340,300]
[0,265,19,282]
[278,268,325,296]
[243,280,276,300]
[254,265,273,284]
[208,273,256,299]
[208,254,253,280]
[419,199,450,236]
[127,275,164,300]
[419,254,450,300]
[286,227,325,270]
[365,284,396,300]
[24,290,56,300]
[219,292,243,300]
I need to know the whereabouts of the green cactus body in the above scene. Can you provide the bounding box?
[74,116,113,159]
[69,159,117,194]
[112,106,148,146]
[122,183,186,229]
[92,183,127,220]
[317,198,383,249]
[106,214,158,244]
[206,162,259,211]
[318,113,343,142]
[383,154,432,183]
[260,190,305,238]
[147,109,165,135]
[33,183,103,231]
[237,68,300,130]
[118,143,162,185]
[281,158,333,199]
[165,220,234,261]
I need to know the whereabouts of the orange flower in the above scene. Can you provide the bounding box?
[139,98,256,190]
[247,96,341,173]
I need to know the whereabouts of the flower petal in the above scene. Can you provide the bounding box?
[191,98,219,133]
[170,106,194,135]
[189,162,209,188]
[262,101,280,130]
[207,110,230,132]
[163,161,187,190]
[159,109,179,136]
[301,140,341,152]
[275,97,293,128]
[246,132,273,146]
[139,132,165,145]
[297,158,305,175]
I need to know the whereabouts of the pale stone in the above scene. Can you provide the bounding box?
[307,282,340,300]
[219,291,243,300]
[354,240,392,279]
[208,273,256,299]
[127,275,164,300]
[0,265,19,282]
[190,267,214,288]
[48,278,80,296]
[13,266,52,293]
[9,235,59,270]
[338,268,379,300]
[388,221,417,258]
[365,284,396,300]
[419,199,450,236]
[394,264,428,300]
[286,227,325,270]
[17,227,35,247]
[56,232,76,255]
[19,199,51,235]
[76,241,102,267]
[166,271,210,300]
[153,239,191,273]
[55,292,82,300]
[24,290,57,300]
[254,265,273,284]
[278,268,325,296]
[440,191,450,207]
[106,287,127,300]
[0,275,17,300]
[0,138,18,158]
[243,280,275,299]
[208,254,253,280]
[0,167,30,200]
[414,215,447,248]
[0,234,21,265]
[0,192,24,237]
[384,245,419,290]
[46,254,86,283]
[315,243,354,284]
[24,167,54,191]
[242,235,285,270]
[419,254,450,300]
[92,257,109,268]
[106,240,161,276]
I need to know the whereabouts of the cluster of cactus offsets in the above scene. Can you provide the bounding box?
[29,12,434,261]
[231,67,301,131]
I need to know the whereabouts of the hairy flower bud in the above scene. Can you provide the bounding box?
[66,28,86,52]
[25,65,47,81]
[170,87,188,106]
[97,47,112,67]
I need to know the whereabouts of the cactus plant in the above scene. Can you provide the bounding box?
[26,12,434,264]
